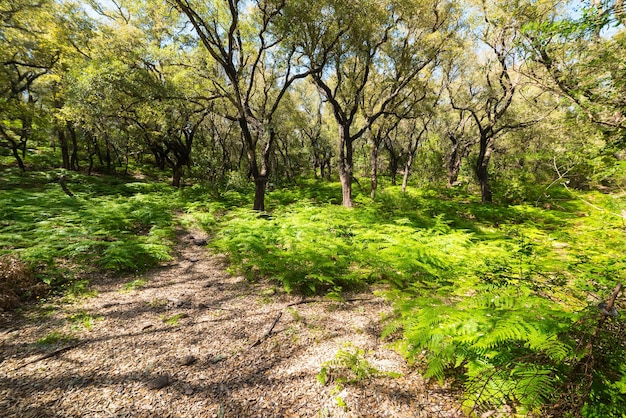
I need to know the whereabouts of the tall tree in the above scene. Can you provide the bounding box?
[287,82,333,180]
[368,115,401,198]
[169,0,313,210]
[286,0,457,207]
[44,1,95,171]
[439,108,474,187]
[447,0,551,203]
[523,1,626,137]
[63,0,211,183]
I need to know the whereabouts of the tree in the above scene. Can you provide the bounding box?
[286,0,457,207]
[169,0,313,210]
[63,0,212,183]
[42,1,95,171]
[368,115,401,198]
[439,108,474,187]
[523,1,626,139]
[447,0,551,203]
[285,83,333,181]
[0,0,61,171]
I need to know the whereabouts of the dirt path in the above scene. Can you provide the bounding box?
[0,230,462,417]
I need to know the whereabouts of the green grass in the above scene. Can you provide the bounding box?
[67,311,102,331]
[36,330,75,347]
[62,279,98,302]
[162,313,187,326]
[121,278,148,293]
[317,343,401,386]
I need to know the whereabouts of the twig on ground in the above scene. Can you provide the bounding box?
[14,341,86,371]
[249,311,283,348]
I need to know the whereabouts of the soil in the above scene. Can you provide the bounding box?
[0,229,463,417]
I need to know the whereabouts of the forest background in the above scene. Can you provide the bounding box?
[2,0,626,416]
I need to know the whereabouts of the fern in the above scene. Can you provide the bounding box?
[463,361,555,415]
[397,282,577,414]
[317,343,400,386]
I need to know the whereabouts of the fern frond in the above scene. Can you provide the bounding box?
[471,316,537,350]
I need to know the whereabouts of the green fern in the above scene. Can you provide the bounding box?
[317,344,400,386]
[398,283,576,413]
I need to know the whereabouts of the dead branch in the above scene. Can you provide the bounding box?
[14,341,85,371]
[59,175,74,198]
[249,311,282,348]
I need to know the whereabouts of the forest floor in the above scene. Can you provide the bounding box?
[0,228,462,418]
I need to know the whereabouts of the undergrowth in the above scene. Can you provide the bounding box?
[0,171,177,275]
[211,183,626,416]
[317,343,401,386]
[0,170,240,290]
[3,166,625,416]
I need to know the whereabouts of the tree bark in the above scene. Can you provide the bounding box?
[59,127,70,170]
[338,125,353,207]
[369,135,379,199]
[104,137,112,171]
[239,118,272,211]
[68,123,79,171]
[92,134,104,168]
[253,176,268,212]
[447,137,470,187]
[11,141,26,172]
[324,157,332,181]
[384,138,401,186]
[401,153,414,194]
[476,137,493,203]
[172,164,183,188]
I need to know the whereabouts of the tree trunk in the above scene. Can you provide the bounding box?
[476,137,493,203]
[253,176,268,211]
[447,139,462,187]
[11,141,26,172]
[105,139,112,171]
[172,164,183,188]
[92,135,104,167]
[314,154,321,179]
[239,117,271,212]
[323,154,331,181]
[88,153,95,175]
[277,141,292,183]
[401,153,414,194]
[390,160,398,185]
[338,125,353,207]
[68,123,79,171]
[370,136,378,199]
[384,139,400,186]
[59,128,70,170]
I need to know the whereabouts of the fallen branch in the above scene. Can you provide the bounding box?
[286,296,376,307]
[249,311,283,348]
[14,341,85,371]
[59,175,74,198]
[596,282,622,330]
